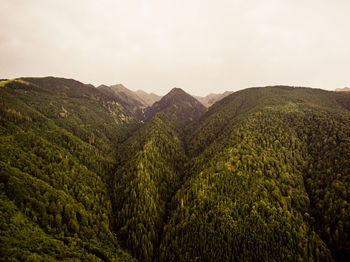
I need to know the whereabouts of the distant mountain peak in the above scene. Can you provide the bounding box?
[195,91,233,107]
[110,83,127,90]
[98,84,148,116]
[164,87,187,97]
[142,87,206,128]
[168,87,185,93]
[135,89,162,106]
[160,87,188,100]
[335,87,350,92]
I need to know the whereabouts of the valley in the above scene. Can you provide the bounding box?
[0,78,349,261]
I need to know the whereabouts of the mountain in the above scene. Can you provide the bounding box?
[195,91,233,107]
[135,90,162,106]
[19,76,112,100]
[98,84,148,116]
[159,86,350,261]
[112,87,206,261]
[0,77,137,261]
[1,78,350,261]
[113,85,350,261]
[335,87,350,92]
[113,113,187,262]
[142,87,206,128]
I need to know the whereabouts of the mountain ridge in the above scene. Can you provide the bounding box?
[135,90,162,106]
[335,87,350,92]
[97,84,148,117]
[141,87,206,128]
[195,91,233,107]
[1,77,350,261]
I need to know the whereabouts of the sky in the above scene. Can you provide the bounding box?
[1,0,349,96]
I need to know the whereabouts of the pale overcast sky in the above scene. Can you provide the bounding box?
[1,0,349,96]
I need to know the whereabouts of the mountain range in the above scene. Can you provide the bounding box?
[0,77,349,261]
[195,91,233,107]
[335,87,350,92]
[135,90,162,107]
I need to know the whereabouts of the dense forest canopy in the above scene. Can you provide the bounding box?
[0,78,137,261]
[0,78,349,261]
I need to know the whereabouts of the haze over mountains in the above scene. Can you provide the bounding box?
[335,87,350,92]
[195,91,233,107]
[135,90,162,107]
[0,76,349,261]
[46,77,231,112]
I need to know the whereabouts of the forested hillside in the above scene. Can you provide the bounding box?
[160,86,350,261]
[112,88,205,261]
[1,79,349,261]
[0,78,137,261]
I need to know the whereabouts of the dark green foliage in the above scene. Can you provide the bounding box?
[113,112,189,261]
[1,79,350,261]
[302,111,350,261]
[158,87,350,261]
[111,88,204,261]
[0,78,136,261]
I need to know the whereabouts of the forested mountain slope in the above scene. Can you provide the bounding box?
[159,86,350,261]
[0,78,137,261]
[1,79,350,261]
[20,77,110,100]
[112,88,205,261]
